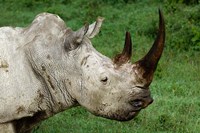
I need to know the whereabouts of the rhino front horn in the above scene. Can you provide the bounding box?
[135,9,165,81]
[113,32,132,66]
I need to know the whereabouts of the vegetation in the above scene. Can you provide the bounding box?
[0,0,199,132]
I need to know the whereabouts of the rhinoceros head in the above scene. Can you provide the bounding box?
[64,10,165,121]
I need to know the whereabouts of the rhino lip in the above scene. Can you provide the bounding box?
[121,110,140,121]
[129,111,139,116]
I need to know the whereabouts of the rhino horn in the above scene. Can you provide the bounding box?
[113,32,132,66]
[135,9,165,82]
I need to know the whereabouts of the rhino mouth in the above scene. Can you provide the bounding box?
[107,110,141,121]
[93,108,141,121]
[121,110,141,121]
[96,98,153,121]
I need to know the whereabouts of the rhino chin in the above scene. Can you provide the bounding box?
[95,110,140,121]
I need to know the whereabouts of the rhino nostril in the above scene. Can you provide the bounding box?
[131,99,143,108]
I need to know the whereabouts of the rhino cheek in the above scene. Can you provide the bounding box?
[75,86,105,113]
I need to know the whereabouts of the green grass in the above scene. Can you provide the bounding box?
[0,0,199,132]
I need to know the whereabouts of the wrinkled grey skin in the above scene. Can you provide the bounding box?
[0,12,164,133]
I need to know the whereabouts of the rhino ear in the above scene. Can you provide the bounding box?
[85,17,104,38]
[64,24,89,51]
[64,17,104,51]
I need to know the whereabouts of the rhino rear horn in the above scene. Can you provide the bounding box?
[135,9,165,81]
[113,32,132,66]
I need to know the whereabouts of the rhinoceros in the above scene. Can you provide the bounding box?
[0,9,165,133]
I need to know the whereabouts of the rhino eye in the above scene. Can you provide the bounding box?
[100,77,108,84]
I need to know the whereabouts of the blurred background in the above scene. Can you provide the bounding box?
[0,0,199,132]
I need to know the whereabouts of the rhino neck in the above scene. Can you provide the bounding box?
[24,35,80,116]
[26,56,78,113]
[22,12,85,116]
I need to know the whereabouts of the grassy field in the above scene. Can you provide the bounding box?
[0,0,200,132]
